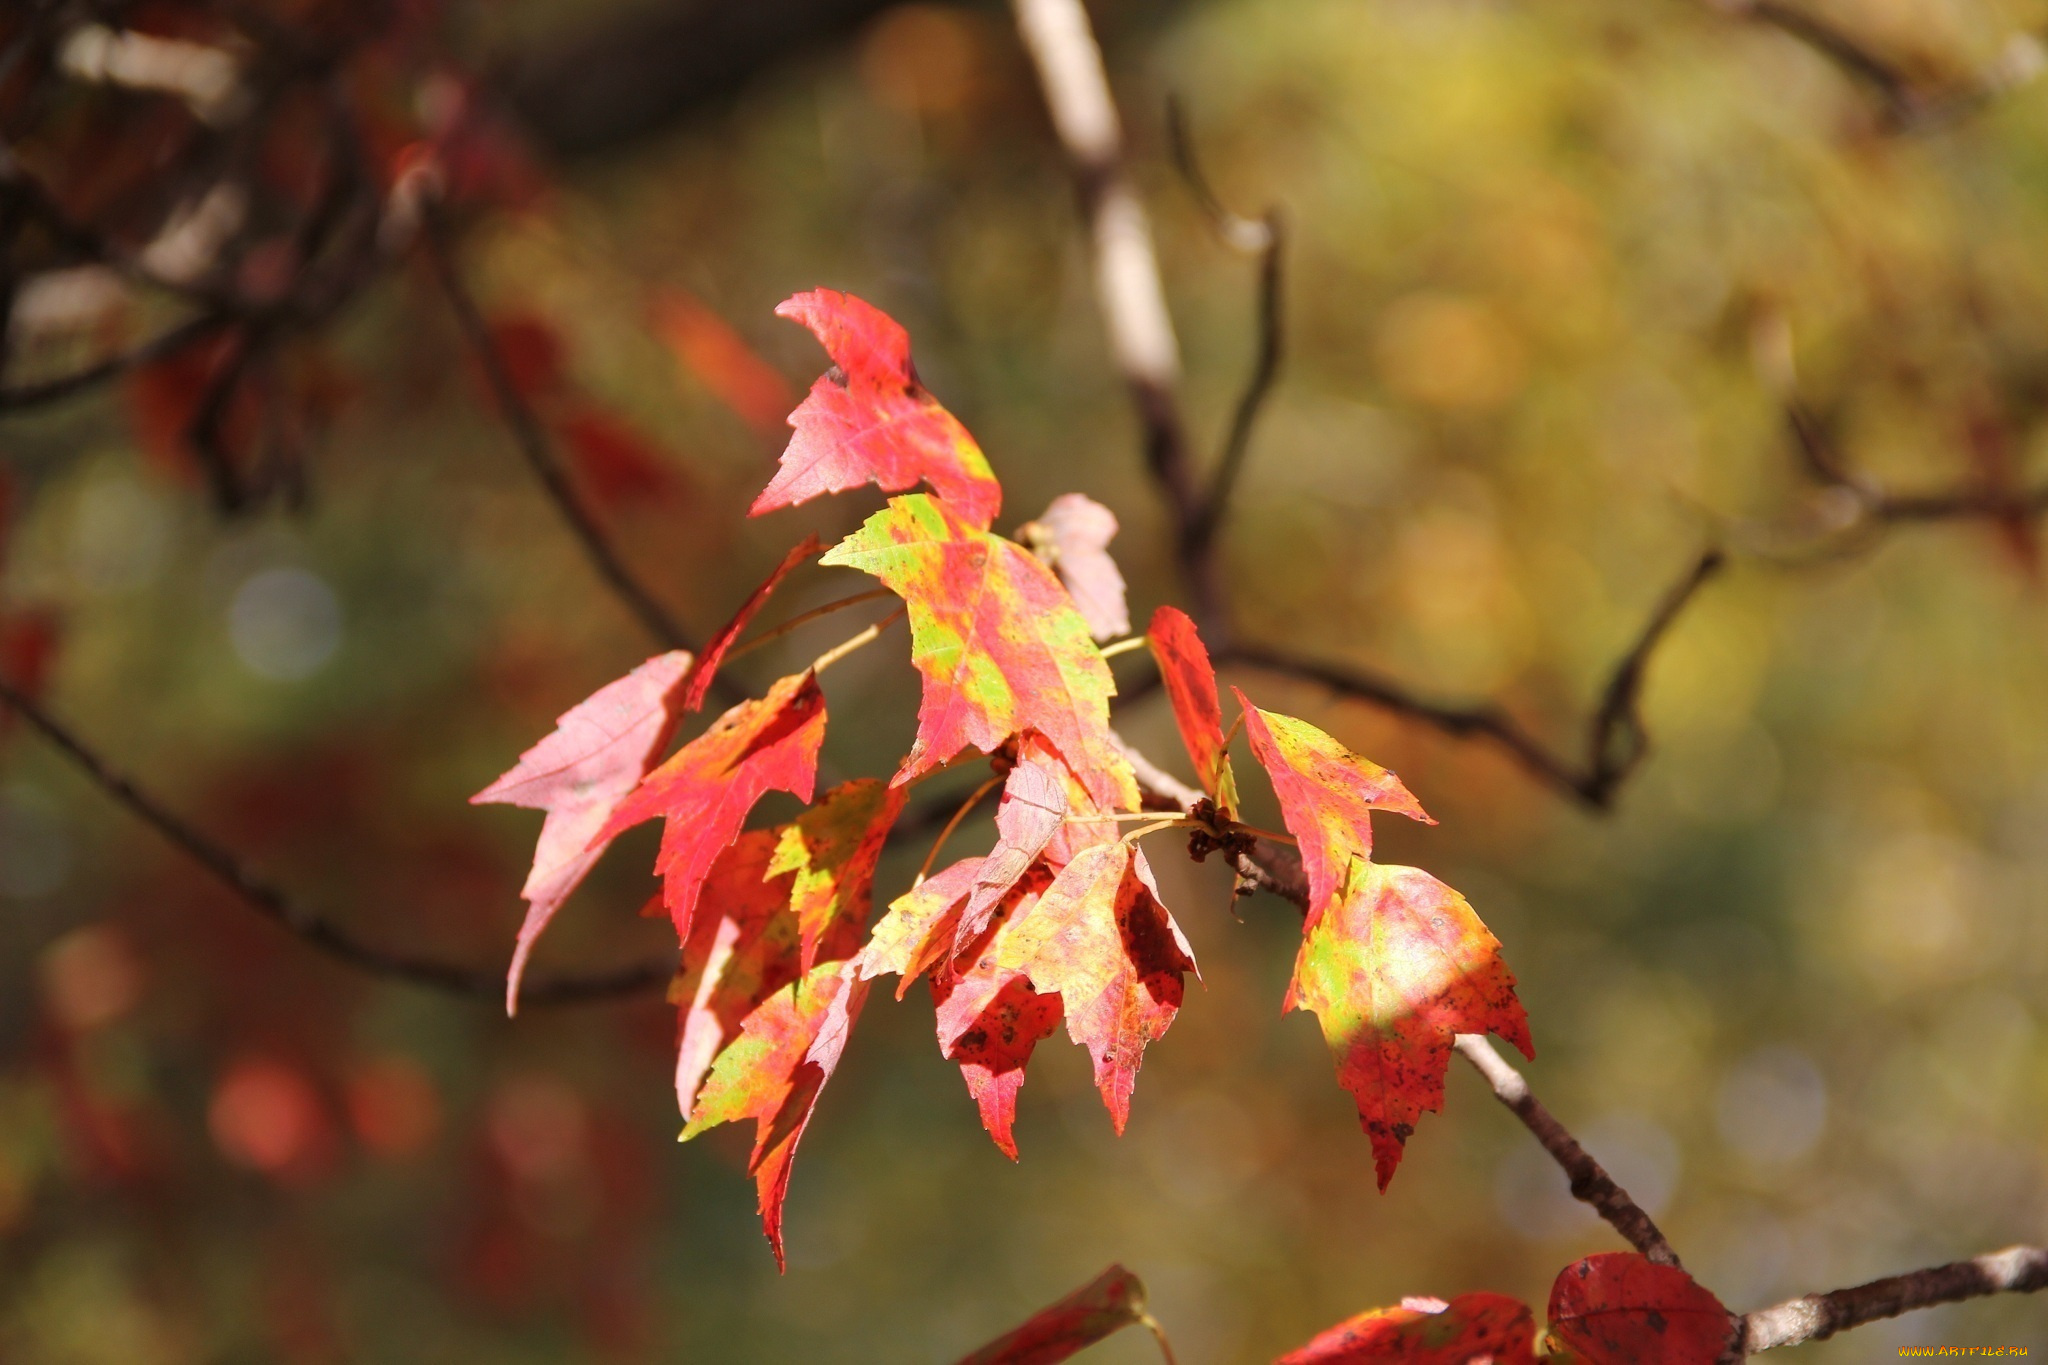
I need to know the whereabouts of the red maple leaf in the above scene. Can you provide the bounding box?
[671,830,801,1120]
[1541,1254,1735,1364]
[1233,689,1431,924]
[768,777,906,972]
[471,649,693,1014]
[680,534,823,713]
[953,1264,1167,1365]
[751,290,1002,528]
[1146,606,1239,816]
[955,753,1067,954]
[1274,1291,1538,1364]
[822,493,1137,811]
[1290,858,1531,1189]
[593,671,826,943]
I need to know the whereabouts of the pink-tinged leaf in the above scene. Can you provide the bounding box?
[1274,1291,1538,1365]
[955,755,1068,954]
[472,649,693,1015]
[593,672,826,944]
[1541,1254,1735,1365]
[1290,858,1531,1190]
[979,841,1196,1132]
[1147,606,1239,817]
[768,777,907,971]
[652,289,798,438]
[953,1264,1164,1365]
[671,830,800,1118]
[1233,690,1432,925]
[1021,493,1129,641]
[682,959,869,1269]
[682,535,824,713]
[753,289,1002,528]
[821,494,1137,812]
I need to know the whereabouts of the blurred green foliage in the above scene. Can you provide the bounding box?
[5,0,2048,1361]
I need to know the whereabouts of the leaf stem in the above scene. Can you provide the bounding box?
[810,607,907,675]
[725,588,896,664]
[1119,816,1193,845]
[1138,1311,1181,1365]
[914,776,1004,887]
[1227,820,1295,846]
[1098,636,1149,659]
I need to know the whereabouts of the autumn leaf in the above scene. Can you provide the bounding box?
[976,841,1196,1132]
[1147,607,1239,817]
[558,406,680,509]
[821,494,1137,811]
[955,754,1067,954]
[681,535,824,713]
[472,649,693,1015]
[752,289,1002,528]
[682,958,869,1269]
[1290,857,1531,1190]
[671,829,799,1118]
[953,1264,1172,1365]
[593,671,826,943]
[1540,1254,1735,1365]
[768,777,907,971]
[1020,493,1129,641]
[1274,1292,1538,1365]
[1233,690,1431,924]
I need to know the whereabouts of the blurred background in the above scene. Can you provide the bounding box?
[3,0,2048,1359]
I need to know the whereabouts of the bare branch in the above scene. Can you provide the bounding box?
[1167,98,1285,560]
[1219,548,1725,809]
[1740,1244,2047,1353]
[0,674,669,1008]
[1011,0,1223,629]
[0,310,235,411]
[419,204,712,670]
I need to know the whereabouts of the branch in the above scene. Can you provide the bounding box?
[1010,0,1224,629]
[1452,1034,1682,1267]
[1167,98,1285,561]
[419,204,714,671]
[1220,548,1726,809]
[0,675,669,1008]
[0,310,235,411]
[1740,1244,2047,1353]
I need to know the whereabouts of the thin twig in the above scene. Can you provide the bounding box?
[724,588,895,664]
[1739,1244,2047,1353]
[1011,0,1223,630]
[1217,548,1725,809]
[1167,97,1285,557]
[0,675,669,1006]
[915,775,1003,886]
[419,203,702,660]
[809,606,905,675]
[0,311,235,411]
[1452,1034,1682,1266]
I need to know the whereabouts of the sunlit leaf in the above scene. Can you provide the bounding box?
[1147,606,1238,817]
[1540,1254,1735,1365]
[1021,493,1129,641]
[953,1264,1162,1365]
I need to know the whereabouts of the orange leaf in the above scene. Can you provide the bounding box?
[768,777,906,972]
[753,290,1002,528]
[652,289,797,437]
[670,830,799,1118]
[1147,607,1238,816]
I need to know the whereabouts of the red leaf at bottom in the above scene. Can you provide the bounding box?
[1541,1254,1735,1365]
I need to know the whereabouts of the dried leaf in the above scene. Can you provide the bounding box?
[1275,1291,1538,1364]
[593,671,826,944]
[472,649,693,1014]
[822,494,1137,811]
[682,959,869,1269]
[752,289,1001,528]
[1233,690,1431,924]
[1146,607,1238,816]
[1540,1254,1735,1365]
[1290,857,1531,1189]
[1022,493,1129,640]
[682,535,824,713]
[953,1264,1162,1365]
